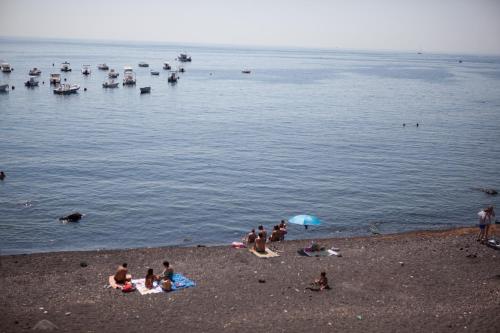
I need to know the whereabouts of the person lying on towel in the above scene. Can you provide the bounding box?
[254,231,267,253]
[114,263,131,284]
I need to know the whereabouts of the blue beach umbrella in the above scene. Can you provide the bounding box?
[288,215,322,228]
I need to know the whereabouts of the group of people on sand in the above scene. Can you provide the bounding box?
[477,206,496,244]
[113,261,174,292]
[245,220,288,253]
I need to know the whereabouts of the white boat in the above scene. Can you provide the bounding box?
[61,62,72,72]
[1,63,13,72]
[150,70,159,76]
[123,66,136,85]
[178,53,191,62]
[108,69,119,78]
[53,84,80,95]
[24,76,39,87]
[0,84,9,92]
[81,65,91,75]
[29,67,42,76]
[140,86,151,94]
[49,73,61,84]
[138,62,149,67]
[97,64,109,70]
[168,72,178,83]
[102,79,119,88]
[163,62,171,70]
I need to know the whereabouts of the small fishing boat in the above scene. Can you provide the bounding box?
[138,62,149,67]
[0,84,9,92]
[102,79,119,88]
[53,83,80,95]
[1,63,13,72]
[29,67,42,76]
[108,69,119,78]
[97,64,109,70]
[150,70,160,76]
[24,76,39,87]
[168,72,178,83]
[178,67,185,73]
[242,70,251,74]
[81,65,91,75]
[140,86,151,94]
[61,62,72,72]
[178,53,191,62]
[49,73,61,84]
[163,62,171,70]
[123,66,136,85]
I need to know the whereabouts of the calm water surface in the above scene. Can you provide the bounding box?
[1,38,499,254]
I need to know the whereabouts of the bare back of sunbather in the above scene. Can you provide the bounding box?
[114,265,129,283]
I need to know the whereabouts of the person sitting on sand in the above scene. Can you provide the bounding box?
[254,231,267,253]
[160,261,174,280]
[269,225,281,242]
[307,272,330,291]
[258,225,267,240]
[114,263,131,284]
[279,220,287,241]
[246,229,257,244]
[145,268,159,289]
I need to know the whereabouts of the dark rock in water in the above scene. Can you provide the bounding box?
[480,188,498,195]
[59,212,83,222]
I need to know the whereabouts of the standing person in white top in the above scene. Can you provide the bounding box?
[477,206,495,243]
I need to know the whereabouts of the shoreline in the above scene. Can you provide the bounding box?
[0,225,482,257]
[1,226,499,332]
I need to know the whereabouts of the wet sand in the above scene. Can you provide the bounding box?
[1,227,499,332]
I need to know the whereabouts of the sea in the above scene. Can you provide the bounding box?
[1,37,499,255]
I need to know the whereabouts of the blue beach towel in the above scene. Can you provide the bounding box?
[171,273,196,291]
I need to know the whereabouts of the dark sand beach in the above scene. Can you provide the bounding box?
[1,227,499,332]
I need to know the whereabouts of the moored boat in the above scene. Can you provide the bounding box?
[29,67,42,76]
[123,66,136,85]
[163,62,171,70]
[1,63,13,72]
[138,62,149,67]
[50,73,61,84]
[178,53,191,62]
[81,65,91,75]
[108,69,119,78]
[97,63,109,70]
[53,84,80,95]
[61,62,72,72]
[242,70,251,74]
[168,72,178,83]
[150,70,159,76]
[140,86,151,94]
[24,76,39,87]
[0,84,9,92]
[102,79,119,88]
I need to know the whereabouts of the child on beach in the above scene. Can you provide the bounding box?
[307,272,330,291]
[145,268,159,289]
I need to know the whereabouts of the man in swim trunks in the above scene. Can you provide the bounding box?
[254,232,266,253]
[114,263,130,284]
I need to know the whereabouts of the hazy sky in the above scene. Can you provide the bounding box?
[1,0,500,54]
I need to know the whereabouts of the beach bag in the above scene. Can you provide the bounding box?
[121,282,135,293]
